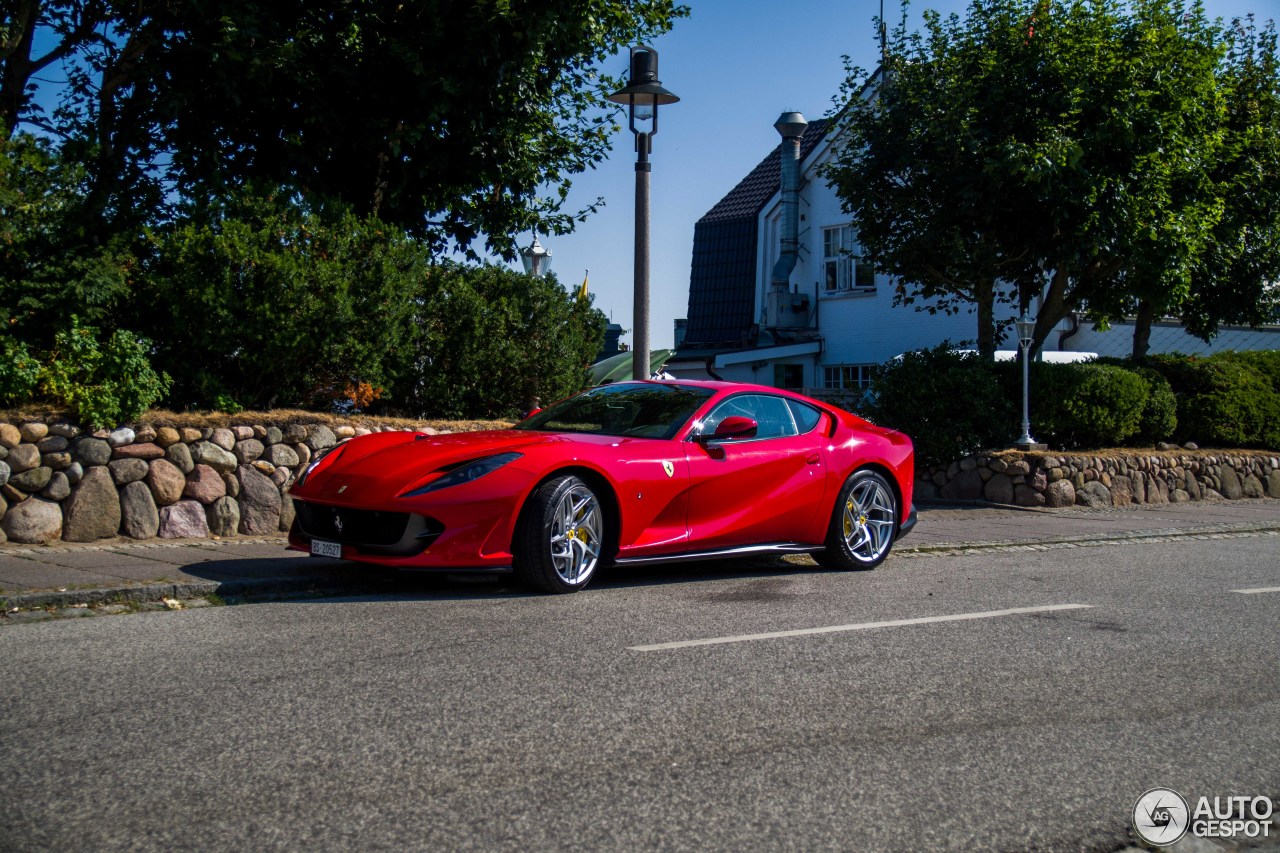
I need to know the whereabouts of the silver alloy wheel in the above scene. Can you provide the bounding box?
[547,480,603,585]
[841,476,896,564]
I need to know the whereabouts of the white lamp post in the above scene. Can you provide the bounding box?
[1014,313,1043,450]
[521,236,552,278]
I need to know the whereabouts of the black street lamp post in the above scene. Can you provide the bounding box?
[607,46,679,380]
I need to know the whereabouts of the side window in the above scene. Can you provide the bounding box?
[699,394,799,440]
[787,399,823,434]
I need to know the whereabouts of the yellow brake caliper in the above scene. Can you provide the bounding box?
[844,499,868,539]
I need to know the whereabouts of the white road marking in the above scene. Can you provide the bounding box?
[1230,586,1280,595]
[629,604,1094,652]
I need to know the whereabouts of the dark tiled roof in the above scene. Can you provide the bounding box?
[698,118,831,225]
[681,119,831,349]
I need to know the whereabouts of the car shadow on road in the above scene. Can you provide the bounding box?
[181,553,828,604]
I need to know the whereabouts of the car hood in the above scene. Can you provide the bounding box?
[296,429,572,502]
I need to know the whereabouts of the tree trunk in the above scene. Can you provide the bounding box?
[1029,268,1070,360]
[975,277,995,360]
[1132,299,1155,361]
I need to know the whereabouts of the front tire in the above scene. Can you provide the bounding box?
[814,469,898,570]
[514,475,605,593]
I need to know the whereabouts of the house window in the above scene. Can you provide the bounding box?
[823,364,875,392]
[774,363,804,390]
[822,226,876,293]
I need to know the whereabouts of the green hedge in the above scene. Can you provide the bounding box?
[865,345,1015,466]
[1014,362,1150,449]
[869,347,1278,463]
[1145,352,1280,448]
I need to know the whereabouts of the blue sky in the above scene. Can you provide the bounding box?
[523,0,1279,349]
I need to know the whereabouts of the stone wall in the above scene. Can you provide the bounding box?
[915,449,1280,508]
[0,420,454,545]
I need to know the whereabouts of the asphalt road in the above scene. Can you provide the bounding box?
[2,535,1278,852]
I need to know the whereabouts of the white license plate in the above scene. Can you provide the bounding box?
[310,539,343,559]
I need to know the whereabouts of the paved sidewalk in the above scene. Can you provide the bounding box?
[1,498,1278,610]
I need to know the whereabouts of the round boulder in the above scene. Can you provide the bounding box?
[2,497,63,544]
[61,467,122,542]
[264,443,300,468]
[1044,479,1076,508]
[165,442,195,474]
[237,464,282,534]
[7,443,40,474]
[210,428,237,451]
[121,481,160,539]
[184,464,227,504]
[158,500,210,539]
[205,495,241,538]
[10,466,51,493]
[73,437,112,467]
[146,458,186,506]
[108,458,149,486]
[41,471,71,501]
[234,439,265,464]
[0,423,22,449]
[190,441,237,474]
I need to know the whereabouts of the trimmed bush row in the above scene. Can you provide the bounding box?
[866,346,1280,466]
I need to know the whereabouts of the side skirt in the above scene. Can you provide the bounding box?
[613,542,819,568]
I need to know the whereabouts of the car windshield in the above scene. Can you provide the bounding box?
[515,383,715,440]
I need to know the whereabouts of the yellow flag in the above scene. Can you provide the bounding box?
[578,269,589,301]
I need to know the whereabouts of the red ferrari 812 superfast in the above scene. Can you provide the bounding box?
[287,380,915,593]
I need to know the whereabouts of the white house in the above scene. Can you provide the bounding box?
[666,109,1280,397]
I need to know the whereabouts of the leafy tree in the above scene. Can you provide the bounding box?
[136,190,430,411]
[0,132,135,348]
[3,0,688,260]
[1176,16,1280,348]
[827,0,1275,361]
[399,263,607,420]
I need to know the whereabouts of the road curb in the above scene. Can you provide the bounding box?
[898,523,1280,556]
[0,574,390,611]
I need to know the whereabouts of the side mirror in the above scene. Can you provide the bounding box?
[698,415,758,443]
[525,407,542,419]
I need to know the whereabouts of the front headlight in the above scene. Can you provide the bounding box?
[399,452,523,498]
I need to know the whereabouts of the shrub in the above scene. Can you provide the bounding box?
[38,317,171,428]
[1146,353,1280,447]
[1129,366,1178,444]
[1208,350,1280,394]
[0,337,41,405]
[1021,363,1148,450]
[867,344,1015,466]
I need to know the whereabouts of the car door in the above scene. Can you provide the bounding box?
[683,393,829,550]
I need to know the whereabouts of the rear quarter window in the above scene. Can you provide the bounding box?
[787,399,823,434]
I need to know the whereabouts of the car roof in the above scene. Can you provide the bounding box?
[609,379,785,395]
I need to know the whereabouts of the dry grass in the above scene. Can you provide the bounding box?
[0,406,515,433]
[988,447,1279,460]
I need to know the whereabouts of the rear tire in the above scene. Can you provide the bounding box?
[814,469,898,571]
[514,475,605,593]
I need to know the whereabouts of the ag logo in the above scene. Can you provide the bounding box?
[662,461,675,478]
[1133,788,1189,846]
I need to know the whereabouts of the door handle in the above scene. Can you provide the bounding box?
[806,453,821,465]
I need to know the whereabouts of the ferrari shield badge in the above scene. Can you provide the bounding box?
[662,460,675,478]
